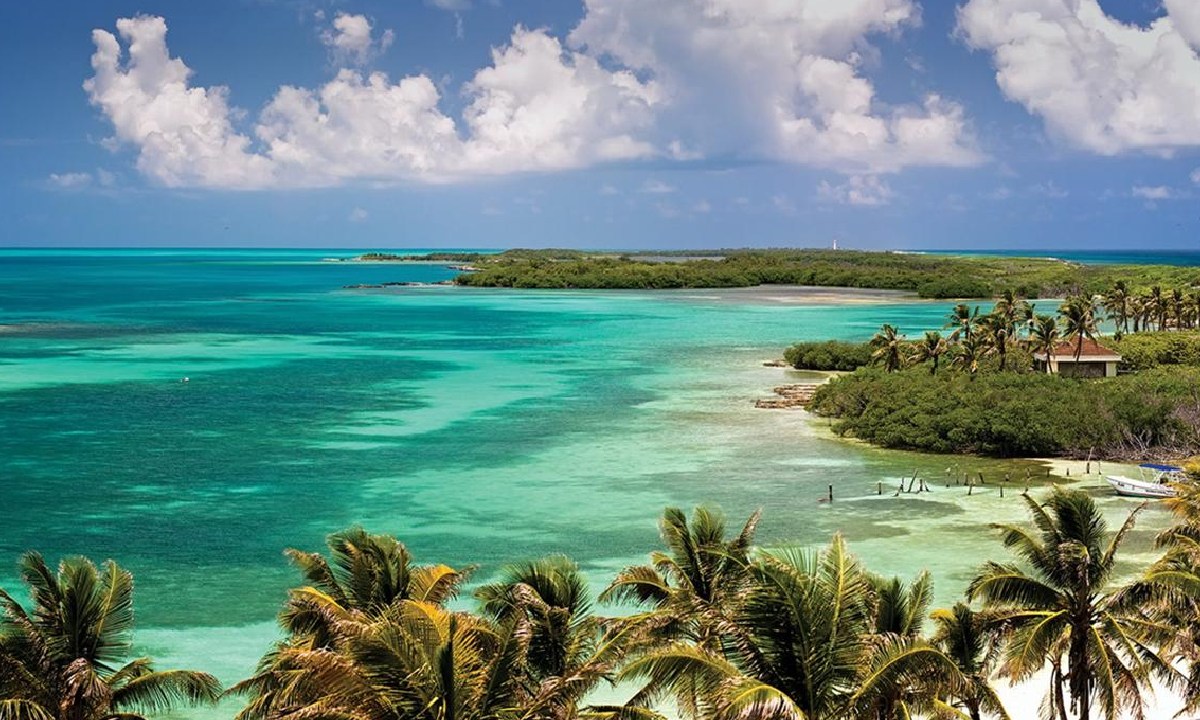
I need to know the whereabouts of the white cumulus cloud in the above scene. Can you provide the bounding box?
[321,13,394,66]
[958,0,1200,156]
[570,0,982,173]
[87,16,658,188]
[86,4,982,191]
[817,175,894,206]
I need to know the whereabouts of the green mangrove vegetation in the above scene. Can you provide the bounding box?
[5,487,1200,720]
[445,249,1200,299]
[783,340,875,371]
[802,284,1200,459]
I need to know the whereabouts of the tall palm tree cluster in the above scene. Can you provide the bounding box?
[4,484,1200,720]
[1101,281,1200,335]
[868,289,1122,374]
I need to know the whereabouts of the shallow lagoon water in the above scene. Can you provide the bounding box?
[0,250,1170,714]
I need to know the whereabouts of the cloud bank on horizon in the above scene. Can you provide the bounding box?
[78,0,1200,200]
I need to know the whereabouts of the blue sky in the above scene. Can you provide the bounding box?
[1,0,1199,250]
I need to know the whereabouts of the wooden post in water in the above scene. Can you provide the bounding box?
[877,481,883,496]
[828,485,834,503]
[968,479,974,496]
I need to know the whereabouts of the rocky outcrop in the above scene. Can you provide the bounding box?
[755,383,821,409]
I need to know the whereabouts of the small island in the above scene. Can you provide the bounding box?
[774,285,1200,460]
[444,248,1200,299]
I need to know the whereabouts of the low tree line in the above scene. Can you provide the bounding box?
[453,250,1200,300]
[5,480,1200,720]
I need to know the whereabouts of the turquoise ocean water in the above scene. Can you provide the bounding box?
[0,249,1174,714]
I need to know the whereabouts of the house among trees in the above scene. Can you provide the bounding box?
[1035,338,1122,377]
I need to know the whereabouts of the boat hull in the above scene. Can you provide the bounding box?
[1106,475,1176,499]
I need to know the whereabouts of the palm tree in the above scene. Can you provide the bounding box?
[475,554,631,719]
[1171,288,1185,331]
[1058,296,1098,361]
[1147,464,1200,715]
[615,536,966,720]
[1102,281,1131,335]
[945,303,979,342]
[601,506,759,650]
[968,489,1175,720]
[232,528,472,719]
[978,313,1013,371]
[238,598,539,720]
[1149,285,1167,331]
[0,553,221,720]
[910,331,948,375]
[1029,314,1061,373]
[930,603,1009,720]
[278,526,470,645]
[952,335,984,375]
[992,290,1029,337]
[1129,295,1145,333]
[870,324,907,373]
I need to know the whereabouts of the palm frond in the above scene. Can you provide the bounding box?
[110,669,222,713]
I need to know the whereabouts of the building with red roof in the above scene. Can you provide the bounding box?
[1034,338,1122,378]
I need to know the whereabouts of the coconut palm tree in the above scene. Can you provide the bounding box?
[278,526,470,645]
[237,598,540,720]
[978,313,1013,371]
[992,290,1029,337]
[0,553,221,720]
[930,603,1009,720]
[859,570,962,720]
[475,554,632,719]
[1058,296,1098,361]
[910,331,949,375]
[601,506,759,651]
[615,536,966,720]
[870,324,907,373]
[1102,281,1132,335]
[945,304,979,342]
[952,335,984,376]
[968,488,1176,720]
[1128,295,1145,333]
[1144,465,1200,715]
[1029,314,1061,373]
[231,528,472,719]
[1171,288,1185,331]
[1149,285,1167,331]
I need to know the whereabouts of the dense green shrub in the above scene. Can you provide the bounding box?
[809,367,1200,458]
[1112,332,1200,370]
[784,341,874,371]
[454,248,1200,299]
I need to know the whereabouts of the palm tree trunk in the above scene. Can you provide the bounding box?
[1052,662,1068,720]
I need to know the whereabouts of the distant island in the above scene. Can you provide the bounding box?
[351,248,1200,300]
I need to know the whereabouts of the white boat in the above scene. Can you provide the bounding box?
[1105,463,1185,499]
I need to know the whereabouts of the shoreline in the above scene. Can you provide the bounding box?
[758,364,1149,479]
